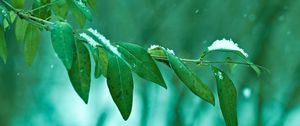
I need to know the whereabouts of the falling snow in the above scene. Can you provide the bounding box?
[243,88,252,98]
[208,38,248,57]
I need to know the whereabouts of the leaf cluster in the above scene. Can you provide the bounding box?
[0,0,262,125]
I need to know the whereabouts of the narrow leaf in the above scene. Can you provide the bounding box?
[50,21,75,70]
[15,18,28,42]
[70,3,86,27]
[147,46,170,66]
[24,24,40,65]
[73,0,92,21]
[0,7,10,30]
[91,47,108,78]
[68,40,91,104]
[201,49,261,76]
[12,0,25,8]
[212,66,238,126]
[52,0,69,18]
[33,0,51,20]
[107,55,133,120]
[87,0,96,11]
[117,42,166,88]
[8,11,17,23]
[165,51,215,105]
[0,27,7,63]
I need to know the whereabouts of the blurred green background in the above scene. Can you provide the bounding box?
[1,0,300,125]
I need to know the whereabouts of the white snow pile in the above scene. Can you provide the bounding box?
[166,48,175,55]
[148,45,162,50]
[148,45,175,55]
[87,28,121,57]
[208,38,248,57]
[79,33,100,47]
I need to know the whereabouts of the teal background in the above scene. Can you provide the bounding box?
[1,0,300,125]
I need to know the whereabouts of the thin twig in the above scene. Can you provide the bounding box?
[29,0,59,13]
[0,0,53,29]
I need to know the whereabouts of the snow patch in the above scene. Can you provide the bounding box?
[208,38,248,57]
[77,0,85,7]
[217,71,223,80]
[243,88,252,98]
[79,33,100,47]
[149,45,163,50]
[87,28,121,57]
[148,45,175,55]
[166,48,175,55]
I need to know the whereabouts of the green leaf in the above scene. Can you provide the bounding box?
[201,49,261,76]
[117,42,166,88]
[9,11,17,23]
[107,55,133,120]
[91,47,108,78]
[147,45,169,66]
[212,66,238,126]
[224,57,237,73]
[248,61,261,76]
[0,27,7,63]
[52,0,69,18]
[70,2,86,27]
[12,0,25,8]
[87,0,96,11]
[0,7,10,30]
[73,0,92,21]
[233,51,261,76]
[165,51,215,105]
[50,21,75,70]
[24,24,40,65]
[33,0,52,20]
[68,40,91,104]
[15,18,28,42]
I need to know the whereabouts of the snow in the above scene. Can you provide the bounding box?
[149,45,162,50]
[208,38,248,57]
[79,33,100,47]
[87,28,121,57]
[243,88,252,98]
[148,45,175,55]
[166,48,175,55]
[77,0,85,7]
[217,71,223,80]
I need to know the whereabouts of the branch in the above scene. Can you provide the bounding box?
[150,54,264,69]
[0,0,53,29]
[0,0,264,71]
